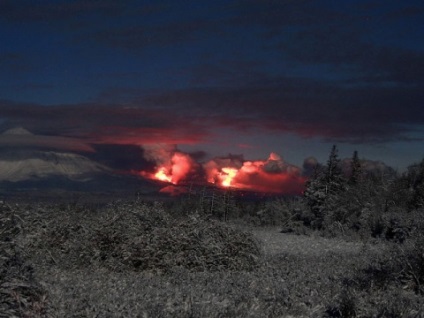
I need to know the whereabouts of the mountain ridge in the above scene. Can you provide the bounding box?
[0,149,110,182]
[2,127,34,136]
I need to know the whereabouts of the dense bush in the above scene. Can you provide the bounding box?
[0,204,48,317]
[21,201,260,273]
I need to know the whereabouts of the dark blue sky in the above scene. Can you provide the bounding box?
[1,0,423,171]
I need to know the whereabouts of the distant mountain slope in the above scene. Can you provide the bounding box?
[0,126,94,152]
[2,127,33,135]
[0,127,161,194]
[0,150,110,182]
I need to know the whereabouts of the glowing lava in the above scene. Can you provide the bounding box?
[203,153,306,194]
[154,167,173,183]
[142,151,195,185]
[140,147,306,195]
[220,167,238,187]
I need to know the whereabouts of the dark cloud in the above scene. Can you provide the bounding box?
[188,60,267,86]
[139,74,424,143]
[4,0,422,87]
[2,53,423,147]
[0,0,129,22]
[0,100,211,146]
[186,150,208,162]
[91,19,223,51]
[88,144,152,171]
[230,0,335,30]
[227,0,424,85]
[0,52,32,73]
[276,29,424,84]
[383,5,424,20]
[0,52,21,63]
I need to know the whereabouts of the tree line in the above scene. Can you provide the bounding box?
[303,145,424,238]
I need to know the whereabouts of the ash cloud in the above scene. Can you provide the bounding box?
[88,144,152,172]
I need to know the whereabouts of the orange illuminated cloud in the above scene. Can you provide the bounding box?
[140,145,197,185]
[137,143,305,195]
[204,153,305,194]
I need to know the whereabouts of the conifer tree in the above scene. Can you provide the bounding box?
[324,145,344,194]
[349,150,362,185]
[304,145,346,228]
[411,158,424,209]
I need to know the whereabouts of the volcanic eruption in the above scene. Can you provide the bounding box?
[139,145,306,195]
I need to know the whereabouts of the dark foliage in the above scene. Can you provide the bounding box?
[0,204,48,317]
[23,201,260,273]
[324,288,357,317]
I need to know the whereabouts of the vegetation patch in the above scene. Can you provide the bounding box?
[0,204,48,317]
[20,201,261,273]
[2,159,424,318]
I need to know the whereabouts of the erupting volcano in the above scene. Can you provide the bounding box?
[220,167,238,187]
[140,147,306,195]
[154,167,172,183]
[141,151,195,185]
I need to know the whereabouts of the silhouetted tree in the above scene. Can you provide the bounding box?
[326,145,342,181]
[304,145,346,229]
[349,150,362,185]
[323,145,345,199]
[410,158,424,209]
[304,166,327,226]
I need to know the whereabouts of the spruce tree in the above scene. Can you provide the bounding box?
[304,145,346,229]
[349,150,362,185]
[411,158,424,209]
[325,145,344,194]
[304,165,327,227]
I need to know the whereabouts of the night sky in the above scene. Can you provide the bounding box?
[1,0,424,177]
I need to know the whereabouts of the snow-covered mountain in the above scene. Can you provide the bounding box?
[0,127,109,182]
[0,127,160,195]
[0,149,110,182]
[2,126,33,136]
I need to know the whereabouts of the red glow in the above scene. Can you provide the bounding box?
[142,151,195,185]
[159,185,188,196]
[169,152,194,184]
[220,167,238,187]
[154,167,173,183]
[139,147,305,195]
[203,153,306,194]
[90,125,209,146]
